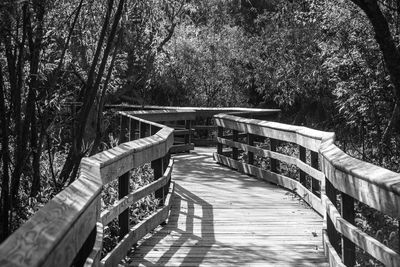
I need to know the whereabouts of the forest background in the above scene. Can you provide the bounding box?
[1,0,400,259]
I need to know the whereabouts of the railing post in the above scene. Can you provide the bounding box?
[311,151,320,197]
[152,158,164,206]
[217,126,223,155]
[341,192,355,266]
[119,115,130,240]
[326,178,340,253]
[299,145,306,186]
[130,118,139,140]
[139,121,147,138]
[151,125,164,206]
[163,153,171,206]
[270,138,279,173]
[185,119,192,146]
[232,130,238,160]
[247,133,254,165]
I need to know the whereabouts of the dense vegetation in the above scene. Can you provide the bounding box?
[1,0,400,264]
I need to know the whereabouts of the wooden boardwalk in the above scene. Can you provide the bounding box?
[128,147,328,266]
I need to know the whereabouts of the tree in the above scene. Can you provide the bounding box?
[348,0,400,145]
[0,0,47,240]
[58,0,126,185]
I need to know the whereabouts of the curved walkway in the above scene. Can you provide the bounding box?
[128,148,328,266]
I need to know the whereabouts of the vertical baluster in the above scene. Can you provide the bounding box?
[326,179,341,253]
[247,133,254,165]
[217,126,223,155]
[341,192,355,266]
[130,118,138,140]
[151,125,164,206]
[232,130,238,160]
[311,151,320,197]
[139,121,147,138]
[118,115,130,240]
[163,153,170,199]
[270,138,279,173]
[299,145,306,186]
[152,158,164,206]
[185,119,192,147]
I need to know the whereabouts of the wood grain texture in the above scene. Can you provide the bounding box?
[102,182,175,267]
[94,128,174,184]
[84,222,104,267]
[324,196,400,267]
[322,231,345,267]
[101,160,173,225]
[213,153,324,215]
[0,165,102,267]
[128,148,327,267]
[217,137,324,181]
[214,114,334,152]
[320,142,400,218]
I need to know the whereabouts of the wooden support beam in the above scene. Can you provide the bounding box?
[130,118,139,140]
[311,151,320,197]
[185,120,192,145]
[152,158,164,206]
[299,145,306,186]
[232,130,239,160]
[341,192,355,266]
[217,127,223,155]
[119,115,130,240]
[247,133,254,165]
[270,138,279,173]
[326,179,340,254]
[139,121,147,138]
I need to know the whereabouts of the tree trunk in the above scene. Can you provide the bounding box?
[350,0,400,143]
[0,63,11,241]
[59,0,126,185]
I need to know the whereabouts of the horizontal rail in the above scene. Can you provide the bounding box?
[214,113,334,152]
[217,137,324,181]
[320,144,400,217]
[126,109,196,121]
[101,182,175,266]
[324,196,400,266]
[101,159,173,225]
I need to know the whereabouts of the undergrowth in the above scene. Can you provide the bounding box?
[101,163,159,257]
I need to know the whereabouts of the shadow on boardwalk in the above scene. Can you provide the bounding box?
[127,148,328,266]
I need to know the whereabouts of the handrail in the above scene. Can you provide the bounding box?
[0,112,174,267]
[214,113,400,267]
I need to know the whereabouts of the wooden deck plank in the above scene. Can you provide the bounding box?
[126,147,327,266]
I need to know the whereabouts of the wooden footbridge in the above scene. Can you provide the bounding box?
[1,106,400,267]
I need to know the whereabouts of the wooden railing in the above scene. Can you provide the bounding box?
[107,105,280,148]
[0,111,175,267]
[214,113,400,267]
